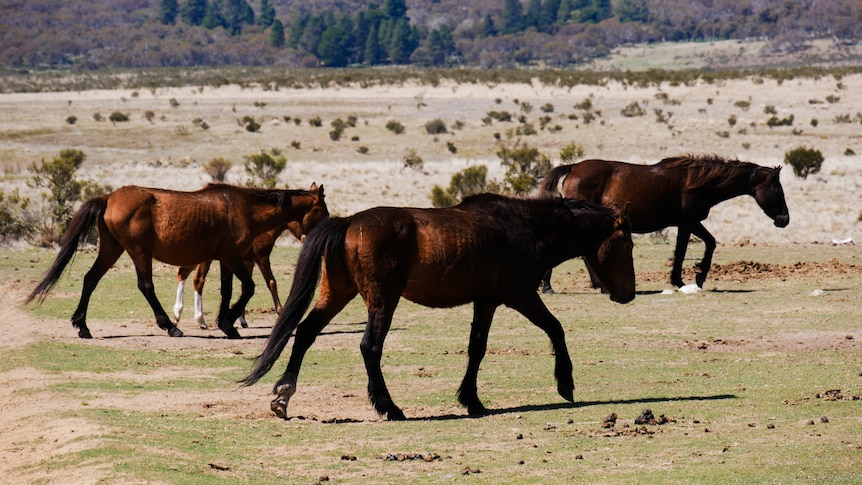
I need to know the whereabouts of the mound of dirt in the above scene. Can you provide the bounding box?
[639,259,862,283]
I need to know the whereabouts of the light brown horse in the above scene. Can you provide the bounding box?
[27,183,327,339]
[242,194,634,420]
[172,221,302,330]
[538,154,789,292]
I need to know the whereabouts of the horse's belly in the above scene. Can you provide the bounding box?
[401,280,475,308]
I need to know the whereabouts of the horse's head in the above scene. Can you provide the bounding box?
[583,203,636,304]
[751,166,789,228]
[296,183,329,239]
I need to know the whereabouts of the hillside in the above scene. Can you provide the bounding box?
[1,0,861,71]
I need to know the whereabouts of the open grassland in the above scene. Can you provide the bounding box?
[1,241,860,484]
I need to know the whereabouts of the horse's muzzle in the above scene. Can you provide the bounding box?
[774,214,789,228]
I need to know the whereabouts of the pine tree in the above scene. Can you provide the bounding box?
[269,19,285,47]
[258,0,275,27]
[382,0,408,19]
[363,24,382,65]
[478,14,497,37]
[180,0,207,26]
[525,0,542,30]
[539,0,560,32]
[202,0,226,29]
[317,22,350,67]
[158,0,179,24]
[501,0,524,34]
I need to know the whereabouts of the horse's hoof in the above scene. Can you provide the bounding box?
[467,403,489,417]
[541,286,555,295]
[77,328,93,339]
[386,408,407,421]
[168,327,184,337]
[223,328,241,339]
[270,398,289,420]
[240,321,249,329]
[558,383,575,403]
[199,323,208,330]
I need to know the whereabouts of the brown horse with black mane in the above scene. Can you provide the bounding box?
[27,183,327,339]
[242,193,635,420]
[538,154,789,292]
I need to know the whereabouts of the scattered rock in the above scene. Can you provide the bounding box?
[381,453,442,462]
[634,409,668,425]
[461,466,481,475]
[820,416,829,423]
[602,412,617,428]
[515,433,523,440]
[340,454,357,461]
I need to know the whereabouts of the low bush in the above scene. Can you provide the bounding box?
[784,146,824,179]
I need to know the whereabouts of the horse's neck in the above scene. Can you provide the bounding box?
[698,166,756,203]
[251,192,301,229]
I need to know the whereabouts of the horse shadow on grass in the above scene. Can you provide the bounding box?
[408,393,738,422]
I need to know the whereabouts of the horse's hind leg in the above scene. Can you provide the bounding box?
[191,261,212,329]
[237,260,256,329]
[271,283,357,420]
[508,292,575,403]
[130,255,183,337]
[215,257,253,339]
[172,265,194,323]
[539,269,555,294]
[457,300,497,416]
[72,236,125,338]
[691,223,716,288]
[359,292,405,420]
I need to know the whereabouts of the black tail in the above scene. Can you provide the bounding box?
[26,197,107,304]
[241,216,349,387]
[538,164,575,196]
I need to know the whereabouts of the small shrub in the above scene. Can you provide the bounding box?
[424,119,448,135]
[559,142,585,163]
[144,110,156,122]
[784,146,824,179]
[810,118,819,127]
[486,110,512,122]
[844,148,855,156]
[65,116,77,125]
[241,116,261,132]
[386,120,405,134]
[727,114,737,127]
[357,146,369,154]
[540,103,554,113]
[763,105,777,115]
[402,148,424,171]
[496,143,552,195]
[244,151,286,188]
[92,112,103,122]
[716,131,730,138]
[203,157,232,182]
[446,142,457,154]
[169,98,180,108]
[430,165,490,207]
[766,114,794,127]
[734,100,750,110]
[826,95,840,104]
[290,140,301,149]
[309,116,322,127]
[574,98,592,110]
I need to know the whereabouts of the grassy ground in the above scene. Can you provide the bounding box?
[1,240,861,484]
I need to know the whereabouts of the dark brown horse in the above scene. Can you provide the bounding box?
[538,154,789,292]
[172,221,302,330]
[27,183,327,339]
[242,194,635,420]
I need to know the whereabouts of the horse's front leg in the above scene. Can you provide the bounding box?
[192,261,212,329]
[457,300,497,416]
[670,226,693,287]
[508,292,574,403]
[691,222,716,288]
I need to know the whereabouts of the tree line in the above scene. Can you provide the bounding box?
[0,0,860,70]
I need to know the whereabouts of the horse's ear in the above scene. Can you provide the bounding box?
[309,182,318,190]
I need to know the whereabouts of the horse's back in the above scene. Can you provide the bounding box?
[563,160,684,232]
